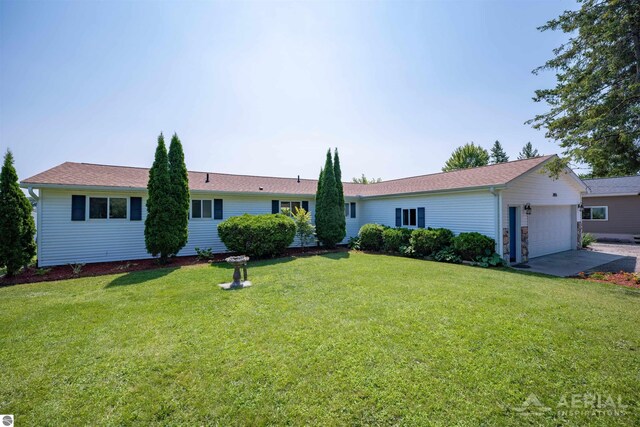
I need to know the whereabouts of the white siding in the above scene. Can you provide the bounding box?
[501,166,582,228]
[37,190,362,267]
[359,190,498,241]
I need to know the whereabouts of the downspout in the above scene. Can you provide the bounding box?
[489,187,502,256]
[28,186,39,202]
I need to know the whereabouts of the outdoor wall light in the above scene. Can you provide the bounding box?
[524,203,532,215]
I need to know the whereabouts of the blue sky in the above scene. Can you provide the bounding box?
[0,0,578,183]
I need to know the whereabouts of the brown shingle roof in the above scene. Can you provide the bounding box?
[21,155,554,197]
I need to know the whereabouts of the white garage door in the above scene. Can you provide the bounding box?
[528,205,572,258]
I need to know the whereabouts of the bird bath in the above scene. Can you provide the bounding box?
[219,255,251,290]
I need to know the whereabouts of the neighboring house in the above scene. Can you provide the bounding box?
[20,155,586,267]
[582,176,640,243]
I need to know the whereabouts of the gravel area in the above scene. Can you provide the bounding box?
[586,242,640,273]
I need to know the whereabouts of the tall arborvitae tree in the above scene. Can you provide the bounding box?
[145,133,174,263]
[168,133,190,254]
[315,149,343,247]
[0,150,36,276]
[517,142,540,159]
[333,148,346,242]
[490,140,509,164]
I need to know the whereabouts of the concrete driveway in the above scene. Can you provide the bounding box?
[513,250,628,277]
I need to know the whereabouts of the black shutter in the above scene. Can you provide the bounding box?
[395,208,401,227]
[71,195,86,221]
[272,200,280,214]
[417,207,425,228]
[350,202,356,218]
[302,200,309,212]
[214,199,223,220]
[130,197,142,221]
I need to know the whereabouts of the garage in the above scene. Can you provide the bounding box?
[528,205,573,258]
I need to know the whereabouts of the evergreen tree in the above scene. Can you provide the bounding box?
[168,133,190,254]
[145,133,174,263]
[490,140,509,164]
[0,150,36,276]
[333,148,346,242]
[442,143,489,172]
[529,0,640,176]
[315,149,343,247]
[517,142,540,160]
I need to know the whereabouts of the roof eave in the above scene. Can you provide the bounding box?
[359,184,507,199]
[582,192,640,198]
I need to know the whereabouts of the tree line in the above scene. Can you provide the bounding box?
[442,141,540,172]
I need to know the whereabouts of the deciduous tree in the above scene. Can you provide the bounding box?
[442,143,489,172]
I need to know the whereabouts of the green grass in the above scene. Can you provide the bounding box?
[1,252,638,426]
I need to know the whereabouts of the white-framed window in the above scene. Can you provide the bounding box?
[89,196,127,220]
[582,206,608,221]
[192,199,212,219]
[281,201,302,216]
[403,208,417,226]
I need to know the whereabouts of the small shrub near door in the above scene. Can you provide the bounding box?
[218,214,296,258]
[581,232,597,248]
[452,232,495,261]
[358,224,386,251]
[382,228,411,253]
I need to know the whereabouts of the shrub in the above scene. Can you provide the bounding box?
[433,247,462,264]
[474,252,505,268]
[358,224,386,251]
[452,232,495,261]
[382,228,411,253]
[582,232,597,248]
[195,247,215,261]
[218,214,296,258]
[410,228,454,257]
[347,236,361,250]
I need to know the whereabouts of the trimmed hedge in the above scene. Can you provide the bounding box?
[358,224,386,251]
[218,213,296,258]
[452,232,495,261]
[410,228,454,257]
[382,228,412,253]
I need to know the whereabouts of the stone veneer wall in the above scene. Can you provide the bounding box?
[577,221,583,250]
[502,227,510,261]
[521,226,529,263]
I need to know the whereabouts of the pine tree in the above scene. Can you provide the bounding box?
[333,148,346,242]
[315,149,343,247]
[517,142,540,160]
[490,140,509,164]
[0,150,36,276]
[168,133,190,254]
[145,133,174,263]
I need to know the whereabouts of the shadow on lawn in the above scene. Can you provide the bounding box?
[106,267,179,288]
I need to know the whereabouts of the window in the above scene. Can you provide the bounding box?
[89,197,108,219]
[280,201,302,216]
[192,199,215,219]
[582,206,608,221]
[87,197,128,220]
[403,208,417,226]
[109,198,127,219]
[344,203,349,217]
[214,199,223,220]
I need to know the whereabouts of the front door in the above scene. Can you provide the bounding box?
[509,207,517,262]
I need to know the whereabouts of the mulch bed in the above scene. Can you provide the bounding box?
[0,246,348,287]
[577,271,640,289]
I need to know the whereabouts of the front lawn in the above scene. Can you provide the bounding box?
[1,253,638,425]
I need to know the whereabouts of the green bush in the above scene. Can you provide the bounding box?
[358,224,386,251]
[452,232,495,261]
[433,247,462,264]
[581,232,597,248]
[382,228,411,253]
[410,228,454,257]
[218,214,296,258]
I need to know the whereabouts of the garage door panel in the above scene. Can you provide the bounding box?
[528,206,572,258]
